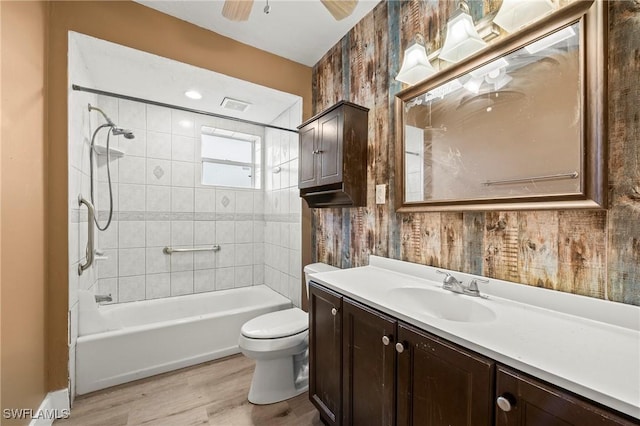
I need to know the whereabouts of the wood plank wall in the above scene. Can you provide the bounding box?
[311,0,640,306]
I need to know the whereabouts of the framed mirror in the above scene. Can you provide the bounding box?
[395,0,606,212]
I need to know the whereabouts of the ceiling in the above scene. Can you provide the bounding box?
[134,0,381,66]
[71,32,302,126]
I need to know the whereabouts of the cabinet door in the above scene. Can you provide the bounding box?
[342,299,396,426]
[317,107,343,187]
[299,122,318,189]
[309,282,343,426]
[397,324,494,426]
[495,366,638,426]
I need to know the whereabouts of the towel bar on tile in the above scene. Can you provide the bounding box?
[163,245,221,255]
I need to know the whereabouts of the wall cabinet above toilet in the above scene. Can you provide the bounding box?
[298,101,368,208]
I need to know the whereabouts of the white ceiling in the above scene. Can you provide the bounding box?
[71,32,302,125]
[134,0,381,66]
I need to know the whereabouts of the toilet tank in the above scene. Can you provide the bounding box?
[303,263,339,297]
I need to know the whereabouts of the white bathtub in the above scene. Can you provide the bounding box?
[75,285,292,395]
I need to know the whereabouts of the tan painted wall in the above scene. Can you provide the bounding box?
[47,1,312,391]
[1,1,49,423]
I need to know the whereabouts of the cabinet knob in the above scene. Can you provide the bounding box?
[331,307,338,316]
[382,335,391,346]
[496,395,515,412]
[395,342,405,353]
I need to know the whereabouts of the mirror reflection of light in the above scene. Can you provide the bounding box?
[525,26,576,54]
[463,76,484,94]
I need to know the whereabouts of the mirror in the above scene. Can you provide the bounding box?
[395,0,606,212]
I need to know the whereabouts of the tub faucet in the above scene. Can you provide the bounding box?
[95,294,112,303]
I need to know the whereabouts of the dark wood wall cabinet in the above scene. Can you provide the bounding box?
[309,282,639,426]
[298,101,368,208]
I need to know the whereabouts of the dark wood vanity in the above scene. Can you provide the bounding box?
[309,281,638,426]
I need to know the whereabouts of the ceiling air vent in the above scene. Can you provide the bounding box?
[221,97,251,112]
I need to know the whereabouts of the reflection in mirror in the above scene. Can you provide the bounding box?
[403,22,582,204]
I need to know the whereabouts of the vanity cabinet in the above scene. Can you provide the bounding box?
[298,101,368,208]
[309,283,343,426]
[342,299,396,426]
[396,323,495,425]
[495,366,637,426]
[309,282,639,426]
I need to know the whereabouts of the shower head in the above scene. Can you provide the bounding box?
[112,127,135,139]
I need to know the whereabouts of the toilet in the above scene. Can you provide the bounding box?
[238,262,339,405]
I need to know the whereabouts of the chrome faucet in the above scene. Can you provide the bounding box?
[95,294,113,303]
[436,271,489,298]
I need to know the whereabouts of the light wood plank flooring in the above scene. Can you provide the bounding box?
[55,354,323,426]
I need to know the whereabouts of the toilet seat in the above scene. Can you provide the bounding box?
[241,308,308,339]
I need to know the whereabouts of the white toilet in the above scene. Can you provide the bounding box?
[238,262,339,405]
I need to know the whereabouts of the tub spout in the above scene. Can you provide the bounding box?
[95,294,113,303]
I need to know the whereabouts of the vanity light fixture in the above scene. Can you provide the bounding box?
[184,90,202,100]
[395,0,436,86]
[439,0,487,63]
[395,34,437,85]
[493,0,555,33]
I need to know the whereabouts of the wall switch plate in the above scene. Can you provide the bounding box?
[376,184,386,204]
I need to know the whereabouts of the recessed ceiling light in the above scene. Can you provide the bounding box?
[185,90,202,100]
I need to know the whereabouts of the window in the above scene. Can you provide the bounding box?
[200,126,261,189]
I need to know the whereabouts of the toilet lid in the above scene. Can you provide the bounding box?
[241,308,308,339]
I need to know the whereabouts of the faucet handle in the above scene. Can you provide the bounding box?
[464,278,490,298]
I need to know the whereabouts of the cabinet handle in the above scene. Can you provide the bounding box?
[496,395,515,412]
[331,307,338,316]
[312,150,323,154]
[382,335,392,346]
[395,342,405,353]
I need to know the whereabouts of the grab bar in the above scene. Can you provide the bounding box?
[78,195,95,276]
[483,171,579,186]
[163,245,221,255]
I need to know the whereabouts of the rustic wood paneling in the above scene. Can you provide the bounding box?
[557,211,607,299]
[484,212,519,282]
[440,212,464,271]
[463,212,485,275]
[517,211,560,290]
[607,0,640,305]
[311,0,640,306]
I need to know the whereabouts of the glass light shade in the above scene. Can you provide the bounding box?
[439,12,488,63]
[493,0,554,33]
[395,40,437,85]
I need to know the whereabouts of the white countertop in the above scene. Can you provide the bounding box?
[309,256,640,420]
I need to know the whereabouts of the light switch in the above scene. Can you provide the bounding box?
[376,184,386,204]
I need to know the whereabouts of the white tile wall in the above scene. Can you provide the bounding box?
[75,94,300,309]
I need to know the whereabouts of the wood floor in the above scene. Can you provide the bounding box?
[56,354,323,426]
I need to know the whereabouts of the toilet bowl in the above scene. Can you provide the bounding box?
[238,262,339,405]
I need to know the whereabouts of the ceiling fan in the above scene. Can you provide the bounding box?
[222,0,358,22]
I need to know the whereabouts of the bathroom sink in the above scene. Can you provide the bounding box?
[386,287,496,323]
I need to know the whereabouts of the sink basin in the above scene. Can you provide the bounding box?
[386,287,496,323]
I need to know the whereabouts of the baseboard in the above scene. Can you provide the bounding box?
[28,389,70,426]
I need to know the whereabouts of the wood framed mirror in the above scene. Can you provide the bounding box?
[395,0,607,212]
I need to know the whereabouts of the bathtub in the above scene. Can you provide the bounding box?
[75,285,292,395]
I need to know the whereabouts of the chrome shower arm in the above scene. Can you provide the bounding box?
[88,103,114,126]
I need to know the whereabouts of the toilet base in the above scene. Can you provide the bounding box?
[248,356,308,405]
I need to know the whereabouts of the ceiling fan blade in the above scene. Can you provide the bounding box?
[222,0,254,22]
[320,0,358,21]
